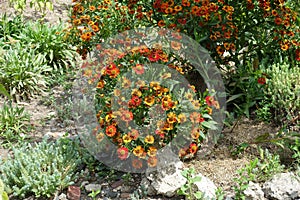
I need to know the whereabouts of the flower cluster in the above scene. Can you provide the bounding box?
[68,0,300,65]
[81,42,219,169]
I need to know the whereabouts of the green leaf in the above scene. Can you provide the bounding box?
[0,84,11,99]
[194,191,203,199]
[227,93,244,103]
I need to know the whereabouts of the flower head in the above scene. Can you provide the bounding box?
[117,147,129,160]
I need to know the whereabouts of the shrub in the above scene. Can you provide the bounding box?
[0,102,31,144]
[0,137,81,198]
[258,62,300,125]
[0,44,51,100]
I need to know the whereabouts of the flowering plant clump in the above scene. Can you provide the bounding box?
[68,0,299,66]
[79,32,220,169]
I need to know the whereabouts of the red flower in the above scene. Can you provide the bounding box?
[121,110,133,122]
[296,49,300,61]
[148,52,160,62]
[128,95,142,108]
[117,147,129,160]
[106,125,117,137]
[257,77,266,85]
[205,96,214,106]
[106,63,120,78]
[189,143,198,154]
[133,64,145,74]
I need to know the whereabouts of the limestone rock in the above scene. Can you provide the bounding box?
[193,173,217,200]
[244,181,265,200]
[144,147,186,197]
[262,172,300,200]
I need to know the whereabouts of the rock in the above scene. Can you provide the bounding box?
[67,186,81,200]
[144,147,187,197]
[193,173,217,200]
[57,193,67,200]
[85,183,102,192]
[263,172,300,200]
[244,181,265,200]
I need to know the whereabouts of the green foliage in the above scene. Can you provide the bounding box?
[0,179,9,200]
[88,189,101,200]
[259,62,300,125]
[0,14,25,47]
[225,61,266,118]
[0,44,51,100]
[15,21,77,74]
[177,168,204,200]
[0,137,81,198]
[130,185,148,200]
[0,102,31,145]
[234,149,284,199]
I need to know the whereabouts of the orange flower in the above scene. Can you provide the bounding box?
[144,95,155,106]
[189,143,198,154]
[158,20,166,27]
[191,127,200,139]
[147,146,157,157]
[132,159,143,169]
[133,64,145,74]
[274,17,282,25]
[106,64,120,78]
[96,80,105,89]
[122,77,131,88]
[129,129,139,140]
[190,112,204,123]
[96,132,104,142]
[89,5,96,11]
[121,110,133,122]
[272,10,278,17]
[182,0,191,7]
[178,113,187,123]
[191,5,199,15]
[122,134,132,143]
[223,31,231,39]
[178,148,187,158]
[216,45,225,55]
[280,41,290,51]
[92,24,100,32]
[224,42,231,50]
[147,156,158,167]
[145,135,155,144]
[106,125,117,137]
[167,112,177,124]
[171,41,181,50]
[133,146,144,157]
[165,7,173,14]
[174,5,182,12]
[117,147,129,160]
[150,81,161,91]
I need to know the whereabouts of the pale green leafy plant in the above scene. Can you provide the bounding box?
[259,62,300,125]
[178,168,204,200]
[0,137,81,198]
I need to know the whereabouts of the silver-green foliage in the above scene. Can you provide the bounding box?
[262,63,300,124]
[0,138,81,198]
